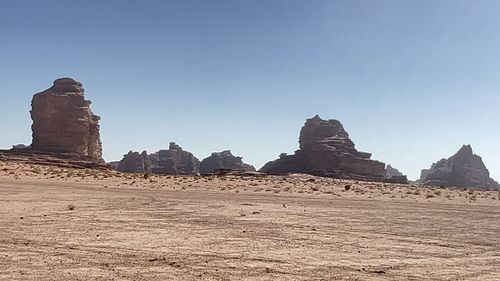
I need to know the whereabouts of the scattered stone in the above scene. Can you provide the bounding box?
[117,151,151,173]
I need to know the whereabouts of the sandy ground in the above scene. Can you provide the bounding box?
[0,161,499,280]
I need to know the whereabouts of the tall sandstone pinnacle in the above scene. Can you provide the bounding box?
[260,115,407,183]
[419,145,499,190]
[30,78,104,162]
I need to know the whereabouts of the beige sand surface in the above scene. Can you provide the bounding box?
[1,161,499,280]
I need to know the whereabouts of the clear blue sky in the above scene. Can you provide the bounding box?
[1,0,499,180]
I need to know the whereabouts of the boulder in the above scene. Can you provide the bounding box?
[199,150,255,174]
[419,145,499,189]
[30,78,103,162]
[260,115,407,183]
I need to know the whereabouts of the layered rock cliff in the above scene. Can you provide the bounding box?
[30,78,103,162]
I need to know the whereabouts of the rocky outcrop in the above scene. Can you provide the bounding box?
[30,78,103,162]
[419,145,499,189]
[117,151,151,173]
[150,142,200,175]
[114,143,200,175]
[385,165,408,182]
[260,115,407,183]
[199,150,256,174]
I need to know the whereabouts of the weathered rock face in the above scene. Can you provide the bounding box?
[199,150,256,174]
[30,78,103,162]
[150,142,200,175]
[419,145,499,189]
[117,151,151,173]
[260,115,406,183]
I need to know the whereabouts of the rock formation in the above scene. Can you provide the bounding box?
[114,143,200,175]
[385,165,403,178]
[260,115,407,183]
[419,145,499,189]
[385,165,408,182]
[30,78,103,162]
[149,142,200,175]
[117,151,151,173]
[199,150,256,174]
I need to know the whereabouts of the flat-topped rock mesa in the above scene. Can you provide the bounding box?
[199,150,256,174]
[419,145,499,190]
[149,142,200,175]
[117,151,151,173]
[260,115,407,183]
[30,78,103,162]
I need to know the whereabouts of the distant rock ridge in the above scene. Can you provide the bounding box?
[385,165,406,181]
[419,145,499,190]
[260,115,408,183]
[115,142,200,175]
[30,78,104,162]
[199,150,255,175]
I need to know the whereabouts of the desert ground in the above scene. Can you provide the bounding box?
[0,161,499,281]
